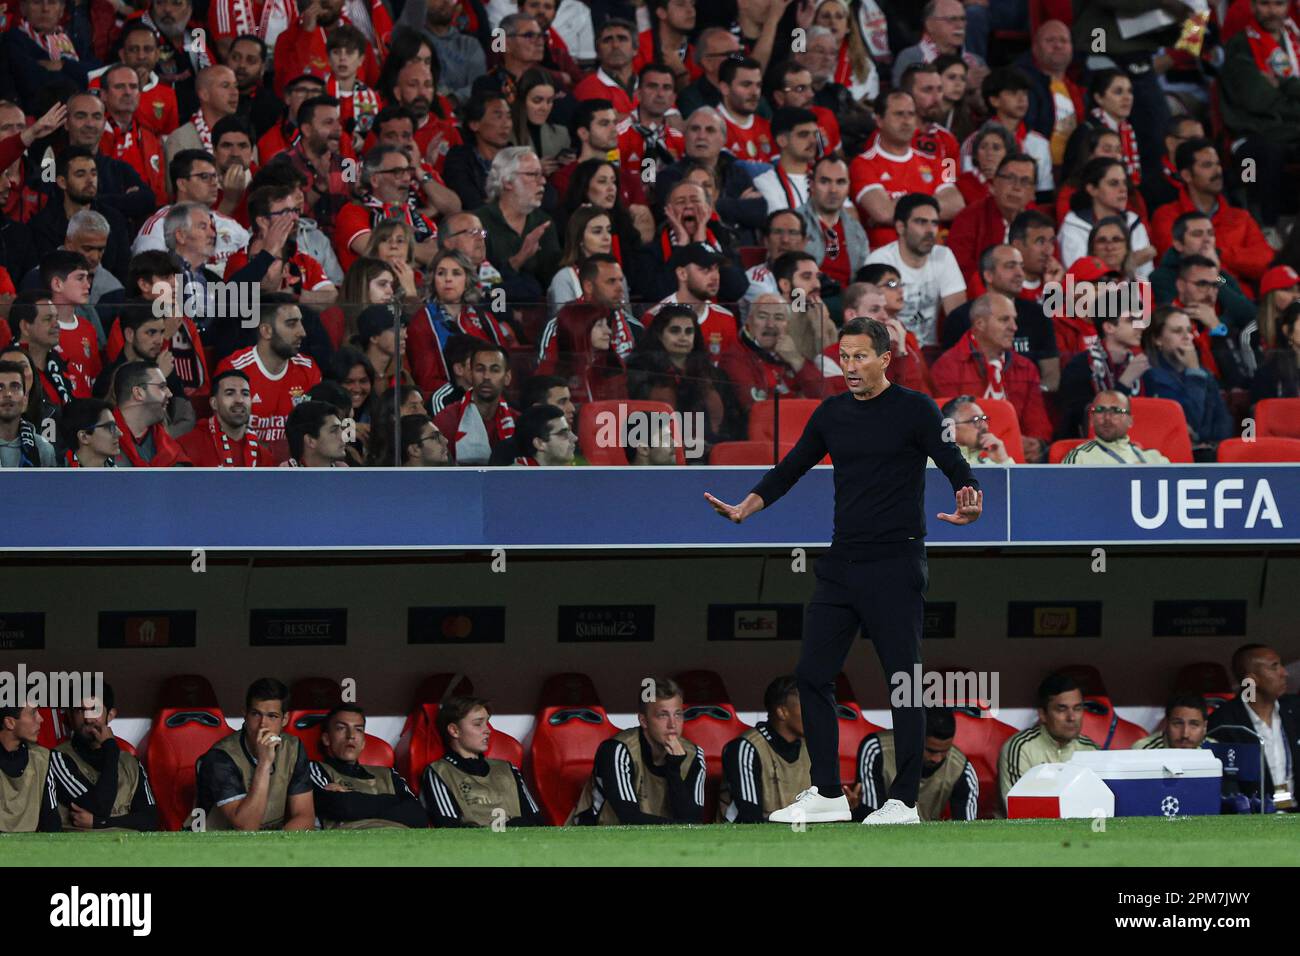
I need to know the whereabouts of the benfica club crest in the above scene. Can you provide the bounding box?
[83,339,91,358]
[153,101,165,120]
[290,387,305,405]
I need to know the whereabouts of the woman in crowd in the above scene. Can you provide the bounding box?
[1084,69,1141,187]
[1240,265,1300,381]
[352,303,410,390]
[549,205,617,313]
[322,257,403,349]
[366,384,430,465]
[329,346,380,456]
[1057,124,1148,224]
[1087,215,1136,279]
[955,124,1016,206]
[510,68,573,177]
[1252,301,1300,401]
[816,0,880,103]
[363,219,422,311]
[627,303,736,453]
[1059,158,1154,279]
[544,303,628,403]
[563,159,655,252]
[1142,305,1234,459]
[407,248,509,396]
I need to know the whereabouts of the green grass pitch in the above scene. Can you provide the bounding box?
[3,816,1296,866]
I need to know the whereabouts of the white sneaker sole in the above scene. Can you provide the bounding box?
[863,816,920,825]
[770,808,852,823]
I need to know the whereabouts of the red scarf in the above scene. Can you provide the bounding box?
[1091,108,1141,185]
[451,391,516,442]
[190,110,214,151]
[17,18,78,61]
[1244,15,1300,77]
[113,408,190,467]
[773,165,807,209]
[967,330,1007,399]
[210,416,260,467]
[659,225,721,261]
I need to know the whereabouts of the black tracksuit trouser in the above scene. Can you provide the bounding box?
[797,541,928,806]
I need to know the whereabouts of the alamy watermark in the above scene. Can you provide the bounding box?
[0,666,104,713]
[152,276,261,327]
[890,665,1000,717]
[592,403,705,460]
[1042,278,1152,326]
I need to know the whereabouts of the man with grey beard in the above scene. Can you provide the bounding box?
[475,147,560,288]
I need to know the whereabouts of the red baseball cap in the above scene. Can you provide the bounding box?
[1260,264,1300,296]
[1066,256,1122,284]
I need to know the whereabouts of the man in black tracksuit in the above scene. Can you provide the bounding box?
[309,704,426,829]
[707,315,982,825]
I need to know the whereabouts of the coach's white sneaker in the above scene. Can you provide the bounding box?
[768,788,852,823]
[862,799,921,825]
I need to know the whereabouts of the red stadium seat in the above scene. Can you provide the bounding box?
[290,677,342,710]
[934,396,1025,462]
[951,709,1017,819]
[145,707,232,831]
[282,710,395,766]
[738,246,768,269]
[578,400,686,465]
[708,440,794,465]
[1055,664,1108,697]
[394,674,524,794]
[34,707,67,749]
[155,674,219,710]
[1029,0,1073,31]
[1255,398,1300,439]
[1172,661,1234,697]
[1089,397,1193,462]
[1080,695,1147,750]
[835,673,886,785]
[1049,438,1086,463]
[676,670,752,817]
[395,673,474,789]
[1217,437,1300,462]
[527,673,618,825]
[748,398,820,445]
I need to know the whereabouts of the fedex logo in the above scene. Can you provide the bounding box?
[1131,479,1282,530]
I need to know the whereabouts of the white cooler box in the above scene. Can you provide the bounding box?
[1068,750,1222,817]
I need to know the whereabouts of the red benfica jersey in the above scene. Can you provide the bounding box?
[850,142,945,249]
[136,75,180,138]
[810,105,841,157]
[328,77,381,138]
[178,419,263,466]
[815,215,851,287]
[224,248,332,293]
[100,118,167,203]
[56,314,102,398]
[719,106,773,161]
[411,105,462,173]
[616,115,685,170]
[573,68,638,115]
[273,21,380,97]
[257,118,299,163]
[642,296,738,360]
[214,346,321,448]
[632,29,703,80]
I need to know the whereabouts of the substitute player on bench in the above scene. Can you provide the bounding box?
[706,317,981,825]
[718,675,811,822]
[310,704,426,828]
[850,707,978,821]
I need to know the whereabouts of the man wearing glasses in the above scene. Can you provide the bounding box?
[572,19,639,116]
[891,0,988,93]
[473,13,552,105]
[678,27,741,117]
[335,145,438,271]
[132,149,251,271]
[939,394,1012,464]
[61,398,122,467]
[770,61,841,156]
[476,147,560,287]
[947,153,1036,291]
[111,361,193,466]
[511,403,575,465]
[1062,390,1169,464]
[1168,253,1246,386]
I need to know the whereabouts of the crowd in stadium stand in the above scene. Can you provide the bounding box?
[4,0,1300,467]
[2,643,1295,829]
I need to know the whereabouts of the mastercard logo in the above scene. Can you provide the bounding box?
[440,615,473,640]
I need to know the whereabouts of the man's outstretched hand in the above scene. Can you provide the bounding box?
[937,486,982,525]
[705,492,764,524]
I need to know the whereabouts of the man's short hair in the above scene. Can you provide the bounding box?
[162,202,207,252]
[1037,673,1081,710]
[60,397,114,448]
[772,250,817,288]
[925,707,956,740]
[596,17,635,40]
[719,55,762,86]
[66,208,110,239]
[230,33,267,59]
[56,145,97,180]
[1171,210,1213,245]
[855,262,900,286]
[872,88,913,116]
[286,400,337,460]
[1008,208,1054,243]
[297,94,339,129]
[639,62,675,84]
[1230,643,1272,683]
[462,90,508,128]
[326,22,368,54]
[469,341,509,367]
[894,192,939,227]
[996,152,1036,178]
[763,675,798,717]
[570,97,614,140]
[212,114,253,146]
[112,360,157,406]
[169,149,216,185]
[978,243,1013,279]
[436,694,492,748]
[245,677,290,711]
[1164,694,1208,721]
[980,66,1031,109]
[9,291,53,333]
[400,413,433,460]
[838,316,891,356]
[898,61,940,96]
[1178,253,1218,277]
[212,367,251,391]
[578,252,619,287]
[770,106,818,139]
[127,250,179,294]
[1174,137,1216,173]
[521,374,567,409]
[638,677,684,713]
[517,403,565,457]
[764,208,806,237]
[246,184,295,223]
[307,380,351,417]
[940,393,977,419]
[323,702,365,725]
[40,250,90,287]
[443,333,482,371]
[372,103,417,135]
[120,304,166,334]
[257,291,299,327]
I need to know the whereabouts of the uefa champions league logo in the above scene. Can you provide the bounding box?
[1161,796,1180,818]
